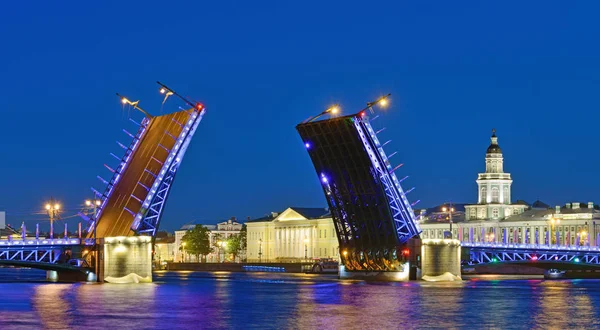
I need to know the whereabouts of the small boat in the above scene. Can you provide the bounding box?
[544,268,566,279]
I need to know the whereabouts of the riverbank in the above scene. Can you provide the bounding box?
[166,262,310,273]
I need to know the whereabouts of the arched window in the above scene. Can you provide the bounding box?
[503,186,509,204]
[481,187,487,203]
[491,162,497,172]
[491,187,499,203]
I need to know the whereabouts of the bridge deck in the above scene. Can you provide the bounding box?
[94,109,194,238]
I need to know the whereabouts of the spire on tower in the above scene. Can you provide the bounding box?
[487,128,501,154]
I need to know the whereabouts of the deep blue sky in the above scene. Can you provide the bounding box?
[1,1,599,231]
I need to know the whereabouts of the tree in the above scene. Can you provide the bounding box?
[181,225,212,263]
[226,225,247,262]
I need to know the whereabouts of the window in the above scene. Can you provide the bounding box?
[504,187,509,203]
[492,208,499,218]
[324,229,327,238]
[481,187,487,203]
[491,187,499,203]
[513,208,519,215]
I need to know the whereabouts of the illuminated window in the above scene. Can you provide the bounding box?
[491,188,499,203]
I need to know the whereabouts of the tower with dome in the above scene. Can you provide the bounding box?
[464,129,527,220]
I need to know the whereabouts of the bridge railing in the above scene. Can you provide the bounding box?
[0,238,92,247]
[462,242,600,252]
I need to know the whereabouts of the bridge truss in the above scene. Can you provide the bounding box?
[297,100,420,272]
[0,239,92,265]
[465,242,600,266]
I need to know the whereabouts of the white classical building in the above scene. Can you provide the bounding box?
[419,130,600,247]
[174,218,244,262]
[246,207,338,262]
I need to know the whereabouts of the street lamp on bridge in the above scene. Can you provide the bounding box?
[45,198,60,239]
[85,198,102,279]
[302,104,340,124]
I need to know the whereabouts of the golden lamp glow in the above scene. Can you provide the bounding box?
[342,250,348,256]
[54,204,60,210]
[330,106,339,114]
[379,98,388,106]
[159,88,166,94]
[121,97,128,104]
[85,200,91,206]
[45,204,51,210]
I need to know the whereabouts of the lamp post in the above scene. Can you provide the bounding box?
[45,198,60,239]
[85,198,101,279]
[442,203,455,238]
[302,104,340,124]
[303,238,309,261]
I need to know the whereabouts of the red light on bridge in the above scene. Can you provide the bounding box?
[196,103,204,111]
[531,256,538,261]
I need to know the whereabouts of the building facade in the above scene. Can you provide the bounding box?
[174,218,244,262]
[246,207,338,262]
[419,130,600,247]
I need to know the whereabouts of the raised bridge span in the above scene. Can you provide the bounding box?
[296,96,421,272]
[0,83,205,277]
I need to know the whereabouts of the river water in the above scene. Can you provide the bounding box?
[1,269,600,329]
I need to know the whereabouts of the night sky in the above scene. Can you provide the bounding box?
[1,2,599,231]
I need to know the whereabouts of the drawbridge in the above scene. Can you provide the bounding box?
[296,95,421,272]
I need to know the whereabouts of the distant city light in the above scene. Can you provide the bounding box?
[321,177,328,183]
[305,142,310,148]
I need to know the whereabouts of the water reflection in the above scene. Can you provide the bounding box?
[2,270,600,329]
[33,284,75,329]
